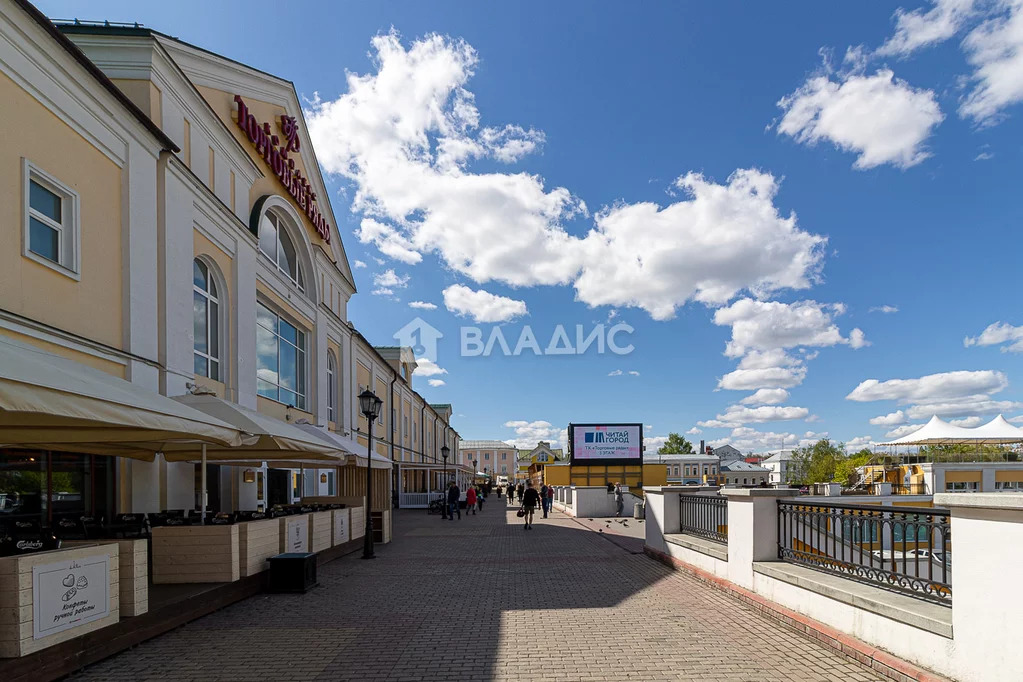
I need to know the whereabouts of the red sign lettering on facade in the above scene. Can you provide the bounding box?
[234,95,331,244]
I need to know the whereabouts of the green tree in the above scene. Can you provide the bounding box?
[658,433,694,454]
[833,449,873,486]
[789,439,846,485]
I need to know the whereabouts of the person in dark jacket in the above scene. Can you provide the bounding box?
[516,483,524,502]
[521,481,541,530]
[446,481,461,520]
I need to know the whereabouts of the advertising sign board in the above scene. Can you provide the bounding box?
[33,555,110,639]
[569,423,643,466]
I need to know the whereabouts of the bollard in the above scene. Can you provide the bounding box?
[634,502,644,519]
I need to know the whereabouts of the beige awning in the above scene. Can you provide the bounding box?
[0,338,249,459]
[294,423,392,469]
[156,395,343,463]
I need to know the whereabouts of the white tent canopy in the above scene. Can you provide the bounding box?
[294,423,392,469]
[879,414,1023,446]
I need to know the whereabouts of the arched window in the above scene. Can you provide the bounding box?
[258,210,304,290]
[193,259,220,380]
[326,351,336,423]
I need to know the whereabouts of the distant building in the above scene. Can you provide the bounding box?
[720,460,771,486]
[651,453,719,485]
[458,439,517,479]
[761,450,797,485]
[516,441,564,480]
[711,444,742,460]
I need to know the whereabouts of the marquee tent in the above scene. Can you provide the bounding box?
[879,414,1023,446]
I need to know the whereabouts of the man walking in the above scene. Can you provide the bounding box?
[540,483,549,519]
[522,481,541,530]
[544,484,554,518]
[447,480,461,520]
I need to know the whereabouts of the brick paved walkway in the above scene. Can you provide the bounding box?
[71,505,883,681]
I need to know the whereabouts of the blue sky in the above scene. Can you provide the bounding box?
[39,1,1023,452]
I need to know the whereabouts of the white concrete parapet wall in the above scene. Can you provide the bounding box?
[644,486,1023,682]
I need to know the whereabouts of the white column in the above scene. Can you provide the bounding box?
[234,241,258,409]
[933,493,1023,681]
[643,487,683,554]
[314,308,329,425]
[720,488,799,590]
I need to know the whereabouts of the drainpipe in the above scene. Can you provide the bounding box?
[389,373,397,505]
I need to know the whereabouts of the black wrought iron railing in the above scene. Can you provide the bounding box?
[777,500,951,604]
[679,494,727,543]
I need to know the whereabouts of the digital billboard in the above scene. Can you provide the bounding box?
[569,423,643,465]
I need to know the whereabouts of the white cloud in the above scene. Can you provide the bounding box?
[1008,415,1023,423]
[965,321,1023,352]
[708,427,827,453]
[950,415,985,427]
[353,259,368,269]
[698,404,811,429]
[740,388,790,405]
[885,423,925,439]
[308,32,828,321]
[718,365,808,391]
[372,269,410,295]
[849,328,870,349]
[960,1,1023,123]
[428,379,446,387]
[357,219,422,264]
[845,435,878,451]
[975,151,995,160]
[628,370,640,376]
[503,420,565,449]
[846,370,1009,402]
[644,436,668,452]
[442,284,527,323]
[686,427,703,435]
[408,301,438,310]
[869,410,907,426]
[776,69,943,169]
[413,358,448,377]
[904,396,1022,419]
[869,305,899,313]
[608,369,623,376]
[876,0,979,56]
[714,299,865,358]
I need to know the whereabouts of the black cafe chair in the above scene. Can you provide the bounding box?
[110,513,148,538]
[53,514,88,540]
[235,510,266,522]
[209,512,236,525]
[9,519,59,554]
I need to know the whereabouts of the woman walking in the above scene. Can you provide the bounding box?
[466,485,477,515]
[521,481,541,530]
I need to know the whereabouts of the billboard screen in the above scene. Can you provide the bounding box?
[569,423,643,465]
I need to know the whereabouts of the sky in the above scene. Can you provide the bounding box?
[38,0,1023,453]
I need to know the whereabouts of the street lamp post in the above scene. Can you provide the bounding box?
[359,389,383,560]
[441,444,450,519]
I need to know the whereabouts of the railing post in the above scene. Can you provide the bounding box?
[934,492,1023,680]
[643,486,682,555]
[720,488,799,590]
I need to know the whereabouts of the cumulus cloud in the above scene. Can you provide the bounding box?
[698,404,811,429]
[885,423,925,439]
[876,0,979,56]
[628,370,641,376]
[869,410,907,426]
[960,1,1023,123]
[686,427,703,435]
[644,435,668,452]
[845,435,878,451]
[442,284,527,322]
[714,299,866,358]
[428,379,446,387]
[408,301,438,310]
[869,305,899,313]
[709,427,828,453]
[608,369,623,376]
[964,321,1023,352]
[413,358,448,377]
[307,31,828,321]
[372,269,409,295]
[503,420,566,449]
[950,415,985,427]
[904,396,1022,419]
[847,370,1009,402]
[776,69,943,169]
[740,388,791,405]
[353,259,368,269]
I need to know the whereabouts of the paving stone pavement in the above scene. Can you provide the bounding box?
[70,504,884,682]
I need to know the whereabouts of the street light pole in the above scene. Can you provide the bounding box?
[441,444,450,519]
[359,389,383,560]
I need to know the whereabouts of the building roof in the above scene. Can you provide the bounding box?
[761,450,795,463]
[646,454,718,462]
[459,439,515,450]
[720,460,770,473]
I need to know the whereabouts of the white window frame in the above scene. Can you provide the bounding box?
[258,210,305,292]
[255,301,308,410]
[23,159,81,280]
[326,351,336,423]
[192,259,221,381]
[945,481,979,492]
[995,481,1021,491]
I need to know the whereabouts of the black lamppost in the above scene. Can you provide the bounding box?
[473,458,478,486]
[441,444,450,519]
[359,389,383,560]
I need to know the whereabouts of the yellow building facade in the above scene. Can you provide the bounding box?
[0,3,458,520]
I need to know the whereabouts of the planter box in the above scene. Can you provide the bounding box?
[0,543,120,657]
[237,519,279,578]
[279,515,309,554]
[308,512,332,553]
[151,525,239,584]
[372,510,392,544]
[350,506,365,540]
[64,539,147,617]
[331,508,351,546]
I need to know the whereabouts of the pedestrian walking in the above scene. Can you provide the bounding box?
[521,480,541,530]
[466,485,477,515]
[477,487,485,512]
[516,483,524,502]
[544,484,554,518]
[614,482,624,517]
[447,481,461,520]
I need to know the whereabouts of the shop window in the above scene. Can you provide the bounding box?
[945,481,979,492]
[23,161,80,278]
[484,453,489,460]
[256,301,307,409]
[258,210,305,291]
[193,259,221,381]
[326,351,336,423]
[996,481,1022,491]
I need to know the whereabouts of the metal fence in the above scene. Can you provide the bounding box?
[679,494,727,543]
[777,500,951,604]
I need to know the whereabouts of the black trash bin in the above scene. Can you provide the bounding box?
[268,552,317,593]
